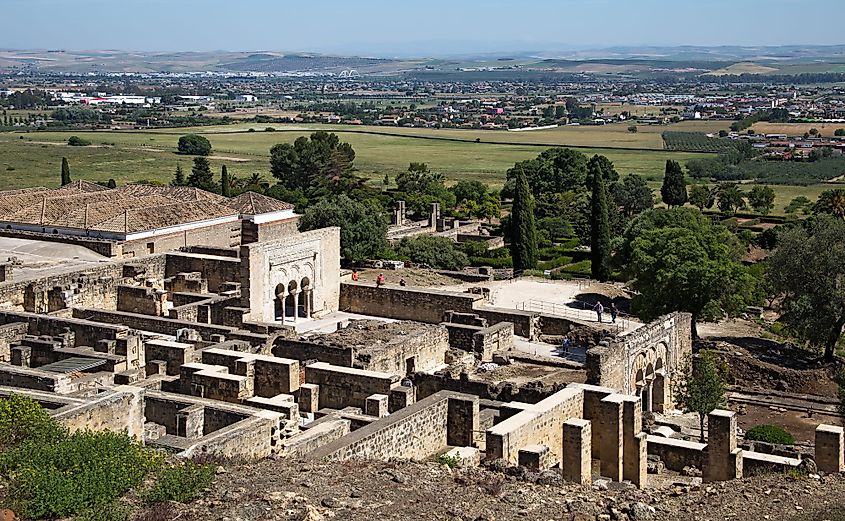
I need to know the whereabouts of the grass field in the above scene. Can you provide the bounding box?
[749,122,845,138]
[0,123,713,189]
[0,121,835,215]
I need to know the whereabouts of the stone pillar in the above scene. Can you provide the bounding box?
[447,394,480,447]
[622,396,647,488]
[388,385,415,413]
[652,372,668,413]
[365,394,389,417]
[518,444,550,470]
[299,383,319,413]
[562,418,592,485]
[429,202,440,229]
[304,290,312,318]
[599,394,625,481]
[292,291,299,323]
[176,404,204,439]
[815,424,845,474]
[704,409,743,482]
[276,291,285,321]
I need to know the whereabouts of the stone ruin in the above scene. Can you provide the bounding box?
[0,206,842,487]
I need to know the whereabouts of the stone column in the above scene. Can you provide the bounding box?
[276,291,285,321]
[365,394,389,417]
[815,424,845,473]
[599,394,625,481]
[305,290,313,318]
[447,394,480,447]
[291,290,299,323]
[562,419,592,485]
[299,383,319,413]
[389,385,415,413]
[704,409,743,482]
[622,396,647,488]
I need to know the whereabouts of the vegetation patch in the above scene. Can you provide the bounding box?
[143,460,215,504]
[663,132,738,153]
[745,425,795,445]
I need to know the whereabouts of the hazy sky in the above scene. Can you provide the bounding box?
[3,0,843,56]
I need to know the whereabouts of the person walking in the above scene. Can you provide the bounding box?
[351,270,359,282]
[593,301,604,323]
[610,302,618,324]
[376,273,386,288]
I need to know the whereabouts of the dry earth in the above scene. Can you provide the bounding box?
[162,458,845,521]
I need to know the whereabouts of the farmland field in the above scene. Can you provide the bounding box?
[748,122,845,138]
[0,124,713,189]
[0,121,836,215]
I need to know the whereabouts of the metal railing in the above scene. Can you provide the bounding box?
[517,297,633,334]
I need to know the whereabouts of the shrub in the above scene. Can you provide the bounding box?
[469,256,512,269]
[67,136,91,146]
[0,394,65,450]
[435,453,461,468]
[177,134,212,156]
[560,259,591,275]
[394,236,468,271]
[745,425,795,445]
[2,429,162,519]
[75,502,131,521]
[143,460,215,504]
[537,255,574,271]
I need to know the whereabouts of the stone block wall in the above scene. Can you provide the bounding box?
[165,252,242,294]
[473,307,537,339]
[305,362,400,410]
[486,387,584,465]
[117,284,167,316]
[340,283,481,324]
[121,220,241,259]
[356,326,449,374]
[53,386,145,439]
[273,338,355,367]
[309,391,477,462]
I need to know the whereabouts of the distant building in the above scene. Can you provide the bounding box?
[235,94,257,102]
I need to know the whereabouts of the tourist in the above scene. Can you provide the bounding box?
[593,301,604,323]
[610,302,618,324]
[351,270,359,282]
[376,273,386,287]
[399,277,406,287]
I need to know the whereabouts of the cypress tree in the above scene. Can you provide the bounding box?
[171,164,185,186]
[509,167,538,273]
[60,157,71,186]
[589,156,612,281]
[661,160,688,208]
[221,165,231,197]
[187,157,216,192]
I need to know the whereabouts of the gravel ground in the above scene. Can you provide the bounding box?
[163,458,845,521]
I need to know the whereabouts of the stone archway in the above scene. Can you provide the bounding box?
[285,280,298,320]
[299,277,312,318]
[274,283,286,320]
[652,358,667,413]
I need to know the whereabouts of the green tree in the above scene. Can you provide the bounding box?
[299,195,387,261]
[589,156,612,281]
[747,185,775,215]
[717,183,747,214]
[60,157,71,186]
[610,173,654,218]
[503,148,588,197]
[768,215,845,361]
[508,167,538,272]
[674,350,728,442]
[171,164,186,187]
[177,134,212,156]
[394,236,469,271]
[784,196,811,215]
[626,208,757,337]
[220,164,231,197]
[660,160,688,208]
[814,188,845,219]
[835,128,845,137]
[186,157,217,192]
[688,184,716,211]
[270,131,359,197]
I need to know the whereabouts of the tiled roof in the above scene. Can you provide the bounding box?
[0,184,239,235]
[225,191,294,215]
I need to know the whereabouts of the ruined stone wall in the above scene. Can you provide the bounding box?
[273,339,355,367]
[121,221,241,259]
[0,254,166,313]
[444,322,513,361]
[117,285,166,316]
[310,391,468,462]
[355,326,449,374]
[0,229,118,257]
[53,386,145,439]
[340,283,481,324]
[586,312,692,402]
[305,362,399,410]
[240,228,341,323]
[72,308,247,343]
[255,218,300,242]
[0,310,128,348]
[165,252,242,294]
[474,307,536,339]
[413,372,566,404]
[0,322,27,362]
[646,436,705,471]
[486,387,584,465]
